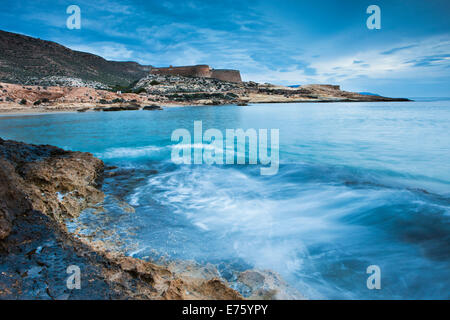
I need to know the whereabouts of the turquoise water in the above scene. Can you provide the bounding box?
[1,101,449,299]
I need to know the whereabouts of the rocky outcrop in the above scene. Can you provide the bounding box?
[143,105,163,111]
[0,138,244,300]
[27,76,111,90]
[295,84,410,102]
[135,74,243,94]
[0,138,104,238]
[0,82,155,113]
[0,159,31,240]
[0,76,410,114]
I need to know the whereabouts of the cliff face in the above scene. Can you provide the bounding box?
[0,30,151,87]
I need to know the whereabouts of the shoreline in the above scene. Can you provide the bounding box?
[0,137,301,300]
[0,80,411,116]
[0,138,241,299]
[0,99,413,116]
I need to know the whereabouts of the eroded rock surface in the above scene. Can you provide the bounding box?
[0,138,243,300]
[0,137,104,235]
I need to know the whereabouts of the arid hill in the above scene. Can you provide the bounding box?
[0,30,151,87]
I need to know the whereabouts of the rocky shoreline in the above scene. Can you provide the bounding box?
[0,138,301,300]
[0,77,410,114]
[0,138,244,299]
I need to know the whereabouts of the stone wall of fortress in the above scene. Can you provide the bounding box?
[210,69,242,83]
[149,65,242,83]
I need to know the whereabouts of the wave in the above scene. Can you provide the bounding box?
[96,145,164,159]
[118,161,450,299]
[96,143,238,160]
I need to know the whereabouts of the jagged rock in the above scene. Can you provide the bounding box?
[135,74,244,95]
[238,270,305,300]
[28,76,111,90]
[0,138,104,229]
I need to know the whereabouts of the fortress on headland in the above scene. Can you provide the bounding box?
[149,65,242,83]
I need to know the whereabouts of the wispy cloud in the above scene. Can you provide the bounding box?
[381,45,419,55]
[70,43,134,61]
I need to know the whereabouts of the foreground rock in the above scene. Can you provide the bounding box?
[0,138,242,299]
[0,138,105,235]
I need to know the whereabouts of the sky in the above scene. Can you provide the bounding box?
[0,0,449,97]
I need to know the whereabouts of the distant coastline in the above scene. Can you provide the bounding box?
[0,30,409,114]
[0,80,410,115]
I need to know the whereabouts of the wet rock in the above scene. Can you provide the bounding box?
[102,104,141,112]
[0,158,32,240]
[0,138,243,300]
[123,104,141,111]
[143,105,162,111]
[0,209,116,299]
[0,138,104,235]
[237,269,305,300]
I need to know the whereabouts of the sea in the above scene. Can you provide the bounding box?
[1,99,449,299]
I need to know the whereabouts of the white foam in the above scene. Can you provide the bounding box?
[97,145,163,159]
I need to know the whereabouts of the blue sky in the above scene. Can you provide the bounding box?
[0,0,449,97]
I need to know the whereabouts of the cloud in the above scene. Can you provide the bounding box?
[254,35,450,86]
[407,54,450,67]
[381,45,418,55]
[2,0,449,96]
[69,43,134,61]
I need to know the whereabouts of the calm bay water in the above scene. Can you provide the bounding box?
[1,101,449,299]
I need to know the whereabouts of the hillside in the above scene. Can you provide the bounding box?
[0,30,151,87]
